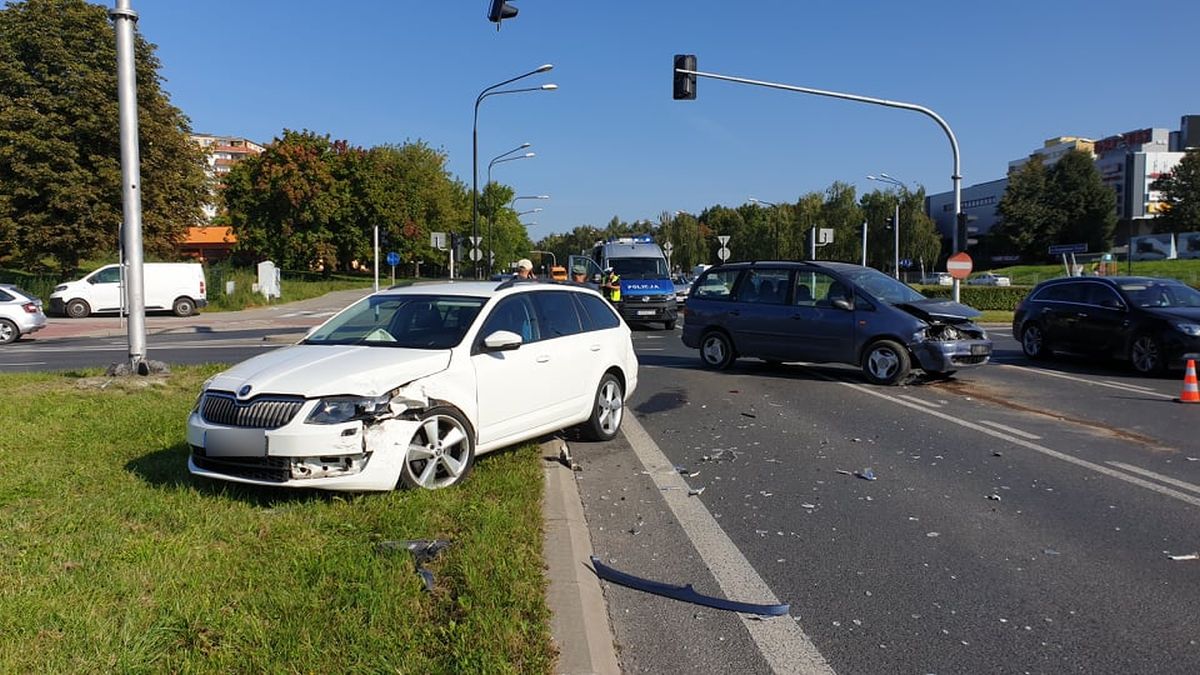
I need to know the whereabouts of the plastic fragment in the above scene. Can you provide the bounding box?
[986,494,1002,501]
[590,555,790,616]
[1042,548,1060,556]
[689,487,706,496]
[375,539,452,592]
[856,468,877,481]
[801,503,816,509]
[741,412,757,418]
[1168,552,1200,561]
[926,532,940,538]
[836,469,853,476]
[992,451,1003,457]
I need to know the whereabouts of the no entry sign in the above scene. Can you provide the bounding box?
[946,252,973,280]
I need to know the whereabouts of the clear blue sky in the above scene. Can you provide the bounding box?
[137,0,1198,242]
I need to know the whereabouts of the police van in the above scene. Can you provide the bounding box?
[570,235,677,329]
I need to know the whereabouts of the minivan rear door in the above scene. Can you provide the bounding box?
[728,268,794,358]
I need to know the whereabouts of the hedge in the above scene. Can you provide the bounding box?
[915,284,1030,311]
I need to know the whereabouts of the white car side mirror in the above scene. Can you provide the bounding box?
[483,330,523,351]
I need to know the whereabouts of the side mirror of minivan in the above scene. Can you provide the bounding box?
[1099,298,1125,310]
[832,298,853,311]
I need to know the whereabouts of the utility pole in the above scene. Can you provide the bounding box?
[110,0,147,374]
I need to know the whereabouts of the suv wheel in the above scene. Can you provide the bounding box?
[862,339,911,385]
[1129,333,1165,376]
[1021,323,1050,359]
[700,331,736,370]
[399,406,475,490]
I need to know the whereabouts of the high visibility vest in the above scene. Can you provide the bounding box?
[608,274,621,301]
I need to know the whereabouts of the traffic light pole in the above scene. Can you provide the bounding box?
[674,65,963,300]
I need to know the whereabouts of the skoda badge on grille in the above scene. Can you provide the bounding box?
[238,385,252,397]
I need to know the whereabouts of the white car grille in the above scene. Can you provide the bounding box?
[201,392,304,429]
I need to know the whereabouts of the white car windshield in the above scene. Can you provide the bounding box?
[839,267,926,304]
[303,294,486,349]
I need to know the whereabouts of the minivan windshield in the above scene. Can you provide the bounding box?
[610,257,669,279]
[303,294,486,349]
[839,267,927,304]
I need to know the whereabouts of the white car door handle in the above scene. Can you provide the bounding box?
[536,355,551,363]
[590,344,601,351]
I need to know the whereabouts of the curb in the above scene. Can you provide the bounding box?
[541,440,621,675]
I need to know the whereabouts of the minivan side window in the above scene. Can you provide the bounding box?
[735,269,791,304]
[694,269,741,300]
[793,271,842,307]
[90,266,122,284]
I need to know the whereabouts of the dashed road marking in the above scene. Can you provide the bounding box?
[1107,461,1200,496]
[976,419,1042,440]
[995,363,1174,399]
[897,394,942,409]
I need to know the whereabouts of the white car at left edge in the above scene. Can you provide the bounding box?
[186,279,638,491]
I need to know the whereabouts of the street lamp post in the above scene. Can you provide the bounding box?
[487,145,535,274]
[868,173,910,279]
[748,197,782,259]
[473,65,556,278]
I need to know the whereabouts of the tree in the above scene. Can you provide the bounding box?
[0,0,207,272]
[1151,150,1200,233]
[1047,149,1115,254]
[993,157,1053,258]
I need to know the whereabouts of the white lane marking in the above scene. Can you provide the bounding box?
[1101,380,1157,393]
[9,342,273,353]
[808,370,1200,509]
[897,394,942,409]
[1107,461,1200,496]
[636,347,665,352]
[995,363,1174,400]
[0,362,47,366]
[976,419,1042,440]
[621,414,833,674]
[641,335,665,340]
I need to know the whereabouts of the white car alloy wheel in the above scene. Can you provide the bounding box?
[585,373,624,441]
[400,407,474,490]
[0,318,17,344]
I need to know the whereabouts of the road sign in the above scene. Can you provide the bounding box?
[431,232,447,250]
[900,258,912,269]
[1048,243,1088,255]
[717,247,730,261]
[469,249,482,262]
[946,252,973,280]
[663,242,674,255]
[469,236,482,247]
[386,251,400,267]
[818,228,834,244]
[717,235,730,246]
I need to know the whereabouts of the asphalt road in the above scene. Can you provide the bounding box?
[576,325,1200,673]
[6,300,1200,672]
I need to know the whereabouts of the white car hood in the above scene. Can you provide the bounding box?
[207,345,452,398]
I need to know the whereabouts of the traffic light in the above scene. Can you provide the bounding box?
[955,212,977,250]
[487,0,517,25]
[673,54,697,100]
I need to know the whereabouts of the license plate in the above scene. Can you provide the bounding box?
[970,344,990,355]
[637,309,656,316]
[205,427,267,457]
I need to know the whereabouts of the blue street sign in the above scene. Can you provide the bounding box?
[386,251,400,266]
[1048,243,1087,255]
[900,258,913,268]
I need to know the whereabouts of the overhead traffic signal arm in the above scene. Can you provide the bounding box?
[487,0,518,27]
[673,54,697,100]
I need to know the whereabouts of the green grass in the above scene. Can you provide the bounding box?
[985,258,1200,286]
[204,267,377,312]
[0,367,552,673]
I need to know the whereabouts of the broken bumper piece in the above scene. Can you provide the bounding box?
[590,555,790,616]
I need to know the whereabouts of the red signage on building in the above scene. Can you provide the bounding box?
[1095,128,1153,154]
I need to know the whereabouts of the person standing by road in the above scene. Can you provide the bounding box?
[601,266,621,303]
[515,259,536,280]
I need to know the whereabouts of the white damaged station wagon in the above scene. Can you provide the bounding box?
[187,280,638,491]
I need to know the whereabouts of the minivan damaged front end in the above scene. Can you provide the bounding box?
[187,381,444,492]
[897,302,993,373]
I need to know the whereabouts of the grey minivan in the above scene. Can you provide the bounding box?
[681,261,993,384]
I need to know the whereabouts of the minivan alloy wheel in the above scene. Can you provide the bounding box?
[863,339,911,385]
[700,331,735,370]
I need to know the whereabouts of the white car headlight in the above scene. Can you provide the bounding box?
[306,395,392,425]
[1172,321,1200,337]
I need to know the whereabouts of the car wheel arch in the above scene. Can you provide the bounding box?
[858,332,916,364]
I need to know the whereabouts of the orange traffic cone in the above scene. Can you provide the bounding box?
[1179,359,1200,404]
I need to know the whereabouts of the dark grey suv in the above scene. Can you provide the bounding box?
[681,261,992,385]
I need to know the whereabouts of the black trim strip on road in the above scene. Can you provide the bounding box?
[589,555,790,616]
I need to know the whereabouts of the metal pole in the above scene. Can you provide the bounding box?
[893,201,901,280]
[373,224,379,292]
[678,66,963,299]
[810,226,816,260]
[861,221,867,266]
[110,0,146,373]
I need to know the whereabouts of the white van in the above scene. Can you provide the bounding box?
[50,263,207,318]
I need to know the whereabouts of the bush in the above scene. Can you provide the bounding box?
[916,284,1030,311]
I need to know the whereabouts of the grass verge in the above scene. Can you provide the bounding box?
[0,367,552,673]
